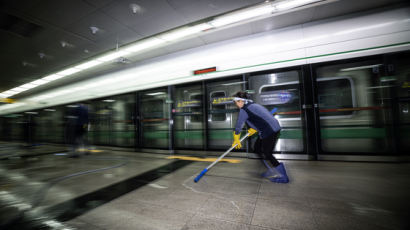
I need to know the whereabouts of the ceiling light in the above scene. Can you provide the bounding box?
[19,83,39,90]
[56,67,82,76]
[209,3,273,27]
[0,92,13,97]
[42,74,65,81]
[124,38,165,53]
[158,24,213,41]
[31,79,50,85]
[96,50,130,62]
[10,87,28,93]
[3,90,19,96]
[74,60,103,70]
[274,0,322,11]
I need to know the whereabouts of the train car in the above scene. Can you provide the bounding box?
[0,5,409,160]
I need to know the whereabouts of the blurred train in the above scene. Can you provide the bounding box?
[1,5,409,161]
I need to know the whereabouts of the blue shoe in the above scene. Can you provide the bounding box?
[261,160,279,179]
[269,163,289,183]
[261,170,275,178]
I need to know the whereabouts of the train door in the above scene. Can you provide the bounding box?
[90,101,112,146]
[108,94,135,148]
[174,84,204,149]
[385,52,410,155]
[313,59,396,158]
[139,88,170,149]
[207,78,244,150]
[248,71,305,156]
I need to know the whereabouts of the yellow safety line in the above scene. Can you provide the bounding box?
[166,156,241,163]
[77,149,104,153]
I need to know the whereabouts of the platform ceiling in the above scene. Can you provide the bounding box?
[0,0,407,97]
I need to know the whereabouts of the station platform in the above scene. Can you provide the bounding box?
[0,145,409,230]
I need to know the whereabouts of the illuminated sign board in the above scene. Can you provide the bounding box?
[177,100,201,108]
[193,67,216,75]
[211,97,234,105]
[259,91,293,105]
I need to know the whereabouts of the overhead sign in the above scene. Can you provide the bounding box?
[193,67,216,75]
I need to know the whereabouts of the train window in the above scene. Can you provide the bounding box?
[317,78,354,116]
[189,94,202,123]
[260,83,300,118]
[210,91,227,121]
[142,99,164,119]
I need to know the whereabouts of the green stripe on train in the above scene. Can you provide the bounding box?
[87,131,135,138]
[321,128,386,139]
[144,129,303,139]
[88,127,393,140]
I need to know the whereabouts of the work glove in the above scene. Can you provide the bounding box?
[232,132,242,149]
[247,128,257,137]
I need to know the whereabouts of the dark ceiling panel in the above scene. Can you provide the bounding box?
[82,0,115,8]
[102,0,188,37]
[0,0,43,11]
[0,0,407,99]
[167,0,266,23]
[25,0,96,28]
[0,12,44,38]
[63,10,142,43]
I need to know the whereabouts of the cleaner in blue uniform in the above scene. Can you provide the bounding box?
[232,91,289,183]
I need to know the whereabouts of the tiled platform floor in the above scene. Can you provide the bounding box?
[0,147,409,230]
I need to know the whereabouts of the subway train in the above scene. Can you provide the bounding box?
[0,5,409,161]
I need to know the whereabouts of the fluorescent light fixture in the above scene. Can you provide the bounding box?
[74,60,103,70]
[103,99,115,102]
[31,79,50,85]
[341,64,382,72]
[42,74,65,81]
[124,38,165,53]
[158,23,213,41]
[56,67,82,76]
[96,50,130,62]
[10,87,28,93]
[146,92,165,96]
[19,83,39,90]
[274,0,321,11]
[209,3,273,27]
[44,109,56,112]
[2,90,19,97]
